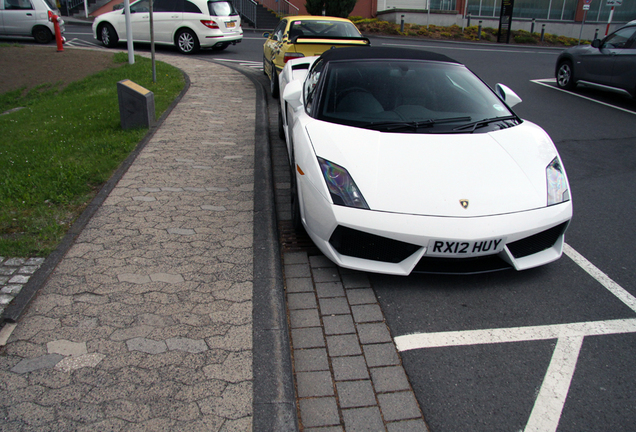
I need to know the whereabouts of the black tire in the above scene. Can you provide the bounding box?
[32,26,52,44]
[270,65,280,99]
[278,106,285,140]
[176,29,200,54]
[262,55,268,76]
[100,23,119,48]
[556,60,575,90]
[212,43,230,51]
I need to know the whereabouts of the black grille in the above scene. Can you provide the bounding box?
[506,222,568,259]
[329,226,420,263]
[413,255,512,274]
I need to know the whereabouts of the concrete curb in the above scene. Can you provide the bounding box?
[1,70,192,323]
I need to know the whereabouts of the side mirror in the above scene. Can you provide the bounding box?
[495,84,522,108]
[262,32,270,38]
[283,80,303,111]
[591,39,602,48]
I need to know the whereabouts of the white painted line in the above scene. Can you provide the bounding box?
[532,79,636,116]
[381,42,559,55]
[564,243,636,313]
[524,336,583,432]
[394,318,636,351]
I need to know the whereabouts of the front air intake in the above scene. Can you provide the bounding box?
[329,226,420,263]
[506,222,568,259]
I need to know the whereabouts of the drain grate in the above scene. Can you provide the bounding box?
[279,220,320,253]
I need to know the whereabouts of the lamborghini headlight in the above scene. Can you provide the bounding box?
[546,157,570,206]
[318,157,369,209]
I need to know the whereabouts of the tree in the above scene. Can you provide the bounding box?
[304,0,357,18]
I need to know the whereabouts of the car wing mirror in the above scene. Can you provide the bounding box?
[283,80,303,111]
[495,83,522,108]
[591,39,602,48]
[262,32,270,38]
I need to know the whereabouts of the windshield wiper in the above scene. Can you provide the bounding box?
[452,115,519,132]
[363,116,472,132]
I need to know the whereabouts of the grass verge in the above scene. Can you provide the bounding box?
[0,52,185,257]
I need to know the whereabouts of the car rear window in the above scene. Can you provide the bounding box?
[207,0,237,16]
[289,20,361,39]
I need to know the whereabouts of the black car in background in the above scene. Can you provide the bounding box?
[555,22,636,98]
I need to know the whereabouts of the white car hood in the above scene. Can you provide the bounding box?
[305,121,559,217]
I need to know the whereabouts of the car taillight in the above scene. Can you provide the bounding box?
[201,20,219,29]
[284,52,305,63]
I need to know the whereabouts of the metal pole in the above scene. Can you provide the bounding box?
[594,28,598,40]
[478,20,482,39]
[540,24,545,42]
[531,18,535,34]
[578,10,587,45]
[605,6,614,36]
[400,14,404,32]
[124,0,134,65]
[150,0,156,83]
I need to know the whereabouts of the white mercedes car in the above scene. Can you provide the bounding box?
[278,47,572,276]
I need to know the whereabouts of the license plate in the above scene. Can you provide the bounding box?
[226,21,235,28]
[426,237,506,257]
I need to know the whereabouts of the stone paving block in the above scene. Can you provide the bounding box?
[117,274,151,284]
[287,292,317,310]
[305,427,343,432]
[8,275,30,284]
[387,419,429,432]
[291,327,325,349]
[166,337,208,353]
[294,348,329,372]
[346,288,377,305]
[326,334,361,357]
[0,267,16,275]
[332,355,369,381]
[363,343,400,367]
[319,297,350,315]
[286,277,314,293]
[54,353,106,373]
[0,294,12,305]
[126,337,167,354]
[299,397,340,428]
[357,322,392,344]
[47,340,88,357]
[309,255,337,268]
[351,304,384,323]
[285,263,311,278]
[312,267,341,283]
[290,309,321,328]
[370,366,411,393]
[150,273,185,284]
[323,314,355,335]
[296,371,334,397]
[378,391,422,422]
[336,380,377,408]
[283,252,309,265]
[315,282,345,298]
[11,354,65,374]
[342,406,385,431]
[341,273,371,289]
[4,258,26,266]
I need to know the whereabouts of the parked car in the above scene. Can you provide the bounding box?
[92,0,242,54]
[278,47,572,275]
[0,0,64,44]
[263,15,369,98]
[555,22,636,97]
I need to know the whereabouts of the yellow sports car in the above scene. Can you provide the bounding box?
[263,15,369,98]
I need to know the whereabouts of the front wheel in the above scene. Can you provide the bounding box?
[278,106,285,140]
[556,60,575,90]
[176,29,200,54]
[270,65,279,99]
[100,24,119,48]
[32,26,52,44]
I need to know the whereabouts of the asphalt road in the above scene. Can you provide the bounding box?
[15,25,636,431]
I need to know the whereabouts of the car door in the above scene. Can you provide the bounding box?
[609,27,636,93]
[130,0,150,42]
[2,0,36,36]
[264,19,287,76]
[152,0,182,43]
[579,26,636,86]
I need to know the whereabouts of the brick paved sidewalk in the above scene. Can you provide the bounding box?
[0,54,261,430]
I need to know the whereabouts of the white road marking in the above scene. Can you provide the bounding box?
[214,58,263,70]
[532,78,636,115]
[394,243,636,431]
[381,42,559,55]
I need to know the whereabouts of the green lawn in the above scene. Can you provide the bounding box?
[0,52,185,257]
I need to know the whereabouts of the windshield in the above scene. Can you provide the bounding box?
[317,60,518,133]
[289,20,362,39]
[208,0,237,16]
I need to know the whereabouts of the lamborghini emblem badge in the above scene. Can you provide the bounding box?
[460,199,469,209]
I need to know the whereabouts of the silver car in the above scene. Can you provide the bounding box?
[555,22,636,98]
[0,0,64,43]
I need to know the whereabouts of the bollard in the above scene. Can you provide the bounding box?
[117,80,155,130]
[400,15,405,33]
[531,18,535,34]
[48,10,65,52]
[467,13,471,27]
[478,20,482,40]
[594,28,599,40]
[540,24,545,42]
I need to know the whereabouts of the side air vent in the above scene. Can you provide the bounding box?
[329,226,420,263]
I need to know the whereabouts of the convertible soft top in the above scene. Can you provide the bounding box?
[318,46,460,64]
